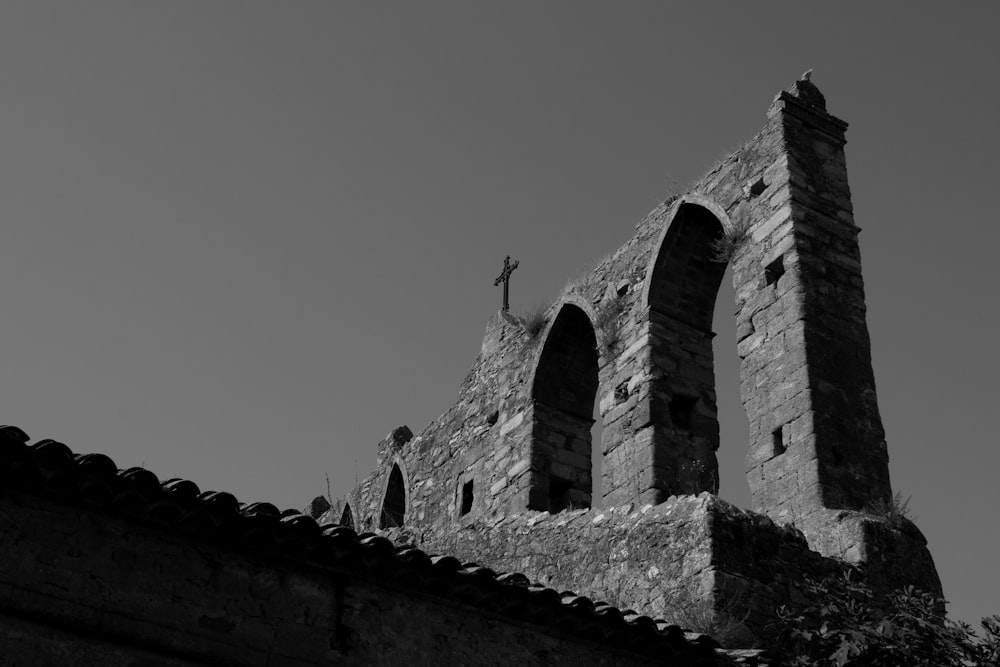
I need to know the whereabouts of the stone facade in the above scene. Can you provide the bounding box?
[425,494,846,639]
[320,77,942,641]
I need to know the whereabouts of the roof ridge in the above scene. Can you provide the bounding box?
[0,425,724,664]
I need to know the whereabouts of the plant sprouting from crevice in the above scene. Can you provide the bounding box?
[519,303,549,340]
[595,295,625,354]
[863,491,913,529]
[710,218,751,264]
[656,171,683,209]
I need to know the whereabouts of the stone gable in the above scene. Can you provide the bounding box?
[319,76,942,643]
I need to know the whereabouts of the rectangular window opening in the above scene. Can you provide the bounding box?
[460,480,474,516]
[548,477,573,513]
[765,256,785,286]
[772,427,786,456]
[669,395,698,431]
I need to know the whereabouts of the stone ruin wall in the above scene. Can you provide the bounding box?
[315,77,942,638]
[423,494,847,640]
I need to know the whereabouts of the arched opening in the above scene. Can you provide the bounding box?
[339,502,355,529]
[645,202,730,499]
[713,265,752,508]
[379,463,405,528]
[530,303,599,512]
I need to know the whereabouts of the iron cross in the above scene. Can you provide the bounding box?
[493,255,519,313]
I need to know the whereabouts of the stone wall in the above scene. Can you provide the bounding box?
[317,76,942,642]
[414,494,851,640]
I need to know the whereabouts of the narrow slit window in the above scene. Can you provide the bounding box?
[772,427,786,456]
[379,464,406,529]
[765,256,785,286]
[460,480,474,516]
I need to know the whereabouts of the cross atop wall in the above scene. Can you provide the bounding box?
[493,256,519,313]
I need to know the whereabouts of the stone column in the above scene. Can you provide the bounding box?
[742,79,892,531]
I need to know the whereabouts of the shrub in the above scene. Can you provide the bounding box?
[769,571,1000,666]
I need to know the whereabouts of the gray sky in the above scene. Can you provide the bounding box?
[2,2,997,629]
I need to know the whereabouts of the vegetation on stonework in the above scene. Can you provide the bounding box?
[659,190,680,210]
[595,295,624,353]
[862,491,913,529]
[701,142,745,182]
[519,302,549,340]
[710,218,751,264]
[557,269,591,303]
[557,250,618,303]
[767,572,1000,666]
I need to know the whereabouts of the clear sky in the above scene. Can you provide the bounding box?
[2,2,997,630]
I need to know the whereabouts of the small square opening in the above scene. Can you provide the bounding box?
[749,177,767,197]
[460,480,474,516]
[832,446,844,467]
[669,395,698,431]
[765,256,785,286]
[772,427,786,456]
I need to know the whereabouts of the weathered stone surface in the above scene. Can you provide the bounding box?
[321,76,942,644]
[422,493,855,639]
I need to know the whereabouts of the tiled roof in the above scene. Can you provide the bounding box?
[0,425,725,665]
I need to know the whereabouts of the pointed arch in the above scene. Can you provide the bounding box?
[339,501,355,530]
[639,198,736,500]
[645,199,729,328]
[527,301,600,512]
[379,462,406,529]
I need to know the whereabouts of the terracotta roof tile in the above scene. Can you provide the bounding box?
[0,425,724,665]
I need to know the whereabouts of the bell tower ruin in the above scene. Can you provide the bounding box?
[628,77,894,530]
[318,75,941,640]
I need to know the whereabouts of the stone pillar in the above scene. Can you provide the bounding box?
[742,79,892,531]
